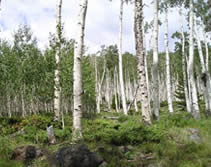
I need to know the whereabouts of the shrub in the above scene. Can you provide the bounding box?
[0,136,13,159]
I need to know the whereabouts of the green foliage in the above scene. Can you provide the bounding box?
[22,114,53,130]
[0,136,13,159]
[54,127,72,141]
[83,115,164,146]
[0,117,22,135]
[0,160,23,167]
[159,111,194,128]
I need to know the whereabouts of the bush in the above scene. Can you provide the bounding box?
[159,111,194,128]
[22,115,53,130]
[84,116,164,145]
[0,136,13,159]
[0,117,22,135]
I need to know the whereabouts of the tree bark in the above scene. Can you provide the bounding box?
[134,0,152,125]
[118,0,128,115]
[152,0,159,119]
[164,8,174,114]
[73,0,88,140]
[195,22,211,115]
[54,0,62,120]
[114,67,120,112]
[179,8,191,113]
[188,0,200,119]
[95,54,106,113]
[7,94,11,117]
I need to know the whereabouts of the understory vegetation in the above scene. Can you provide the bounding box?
[1,105,211,167]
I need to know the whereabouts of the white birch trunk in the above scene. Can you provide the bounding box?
[105,70,111,112]
[188,0,200,119]
[179,8,191,113]
[114,67,120,112]
[21,88,26,117]
[95,54,106,113]
[134,0,152,125]
[143,26,151,113]
[118,0,128,115]
[7,94,11,117]
[54,0,62,120]
[195,23,211,114]
[152,0,159,119]
[164,8,174,113]
[95,55,100,113]
[73,0,88,140]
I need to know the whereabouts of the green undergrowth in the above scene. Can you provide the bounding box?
[0,110,211,167]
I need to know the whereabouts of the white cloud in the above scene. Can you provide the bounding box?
[0,0,187,54]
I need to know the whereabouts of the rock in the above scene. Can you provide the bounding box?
[126,145,133,151]
[47,125,56,144]
[50,144,103,167]
[99,162,108,167]
[11,145,45,162]
[147,163,162,167]
[184,128,202,144]
[169,128,202,145]
[10,128,25,138]
[118,145,134,154]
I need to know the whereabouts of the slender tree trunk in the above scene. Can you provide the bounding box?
[95,54,106,113]
[118,0,128,115]
[105,70,111,112]
[152,0,159,119]
[73,0,88,140]
[164,8,174,113]
[114,67,120,112]
[7,94,11,117]
[188,0,200,119]
[134,0,152,125]
[54,0,62,120]
[195,29,206,74]
[143,28,151,114]
[203,27,211,115]
[95,55,99,113]
[179,8,191,113]
[21,90,26,117]
[195,22,211,114]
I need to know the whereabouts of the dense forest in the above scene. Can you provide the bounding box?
[0,0,211,167]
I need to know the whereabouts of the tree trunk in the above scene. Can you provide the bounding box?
[118,0,128,115]
[95,54,106,114]
[179,8,191,113]
[105,70,111,112]
[195,22,211,114]
[134,0,152,125]
[114,67,120,112]
[7,94,11,117]
[54,0,62,120]
[152,0,159,119]
[188,0,200,119]
[143,29,151,114]
[73,0,88,140]
[164,8,174,114]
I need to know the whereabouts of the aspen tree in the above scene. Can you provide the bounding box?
[134,0,152,125]
[73,0,88,140]
[54,0,62,120]
[152,0,160,119]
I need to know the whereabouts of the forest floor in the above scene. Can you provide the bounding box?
[0,105,211,167]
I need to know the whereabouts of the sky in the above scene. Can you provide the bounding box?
[0,0,184,54]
